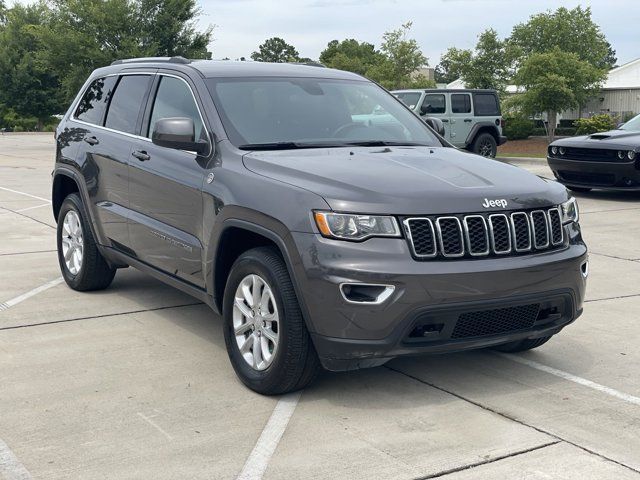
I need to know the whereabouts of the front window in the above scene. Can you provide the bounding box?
[206,77,442,149]
[620,114,640,131]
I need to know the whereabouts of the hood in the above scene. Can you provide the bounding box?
[243,146,567,215]
[553,129,640,149]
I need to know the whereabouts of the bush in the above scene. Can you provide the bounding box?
[574,114,617,135]
[503,115,534,140]
[556,127,577,136]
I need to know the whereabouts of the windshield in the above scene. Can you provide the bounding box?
[206,77,441,149]
[393,92,422,110]
[620,114,640,131]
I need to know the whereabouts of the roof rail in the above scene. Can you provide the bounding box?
[110,56,191,66]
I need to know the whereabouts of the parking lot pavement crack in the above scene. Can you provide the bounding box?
[585,293,640,303]
[0,206,55,229]
[580,207,640,215]
[411,440,561,479]
[0,301,204,331]
[0,249,56,257]
[589,251,640,263]
[385,365,640,476]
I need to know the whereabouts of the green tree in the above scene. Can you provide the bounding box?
[319,39,383,76]
[513,48,606,141]
[251,37,299,63]
[137,0,212,59]
[0,3,61,129]
[367,22,427,89]
[510,6,616,70]
[436,47,472,85]
[439,29,514,91]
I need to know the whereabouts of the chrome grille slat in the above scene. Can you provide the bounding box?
[405,207,565,260]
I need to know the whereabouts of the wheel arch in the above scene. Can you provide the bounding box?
[207,208,313,330]
[465,122,500,147]
[52,169,81,221]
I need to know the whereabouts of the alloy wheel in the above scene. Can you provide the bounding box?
[61,210,84,275]
[232,274,280,371]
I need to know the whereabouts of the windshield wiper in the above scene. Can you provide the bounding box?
[342,140,432,147]
[238,141,344,150]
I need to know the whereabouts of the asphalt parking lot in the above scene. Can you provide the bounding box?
[1,133,639,480]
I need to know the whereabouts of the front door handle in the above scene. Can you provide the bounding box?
[84,136,99,145]
[441,119,449,123]
[132,150,150,161]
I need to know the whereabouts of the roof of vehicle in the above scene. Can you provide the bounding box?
[392,88,498,94]
[103,57,365,81]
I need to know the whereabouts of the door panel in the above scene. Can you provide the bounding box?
[449,93,473,147]
[128,74,208,288]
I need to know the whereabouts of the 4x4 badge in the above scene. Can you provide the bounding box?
[482,198,508,208]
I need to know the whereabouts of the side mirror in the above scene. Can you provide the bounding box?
[151,117,209,155]
[617,122,625,129]
[419,103,429,116]
[424,117,445,136]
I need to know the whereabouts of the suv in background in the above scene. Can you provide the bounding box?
[53,58,586,395]
[393,89,507,157]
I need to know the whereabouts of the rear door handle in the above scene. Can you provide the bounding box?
[132,150,150,161]
[84,136,99,145]
[464,119,472,123]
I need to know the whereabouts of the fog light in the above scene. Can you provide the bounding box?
[339,283,395,304]
[581,260,589,278]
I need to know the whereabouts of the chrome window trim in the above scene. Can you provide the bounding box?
[403,217,437,258]
[548,207,564,246]
[530,210,550,249]
[436,216,465,258]
[488,214,512,254]
[69,71,212,156]
[510,211,532,252]
[462,215,489,256]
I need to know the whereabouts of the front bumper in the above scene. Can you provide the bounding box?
[291,225,587,371]
[548,156,640,190]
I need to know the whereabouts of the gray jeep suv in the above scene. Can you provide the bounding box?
[393,88,507,157]
[53,58,587,394]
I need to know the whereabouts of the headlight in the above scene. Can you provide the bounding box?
[561,197,579,224]
[314,211,401,241]
[628,151,637,160]
[618,150,626,160]
[559,147,566,155]
[551,146,558,155]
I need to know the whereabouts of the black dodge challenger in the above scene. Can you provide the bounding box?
[548,114,640,192]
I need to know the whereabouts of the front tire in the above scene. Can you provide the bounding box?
[57,193,116,291]
[472,132,497,158]
[223,247,320,395]
[493,335,552,353]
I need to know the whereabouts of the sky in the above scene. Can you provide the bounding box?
[197,0,639,67]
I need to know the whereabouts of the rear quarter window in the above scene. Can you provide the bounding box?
[473,93,500,116]
[74,76,117,125]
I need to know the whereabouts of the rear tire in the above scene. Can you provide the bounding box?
[567,186,592,193]
[472,132,497,158]
[57,193,116,291]
[493,335,552,353]
[223,247,320,395]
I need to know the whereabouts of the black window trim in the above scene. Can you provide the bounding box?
[473,92,501,117]
[70,71,155,142]
[141,72,213,156]
[421,93,447,115]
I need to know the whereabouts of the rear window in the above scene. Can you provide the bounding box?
[104,75,151,134]
[74,76,117,125]
[473,93,500,116]
[451,94,471,114]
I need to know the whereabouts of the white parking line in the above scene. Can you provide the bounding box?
[498,353,640,406]
[0,438,32,480]
[0,186,51,204]
[236,392,301,480]
[16,203,51,213]
[0,278,64,312]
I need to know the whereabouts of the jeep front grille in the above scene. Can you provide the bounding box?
[403,208,564,260]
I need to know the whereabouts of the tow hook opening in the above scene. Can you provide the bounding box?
[340,283,395,305]
[581,260,589,278]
